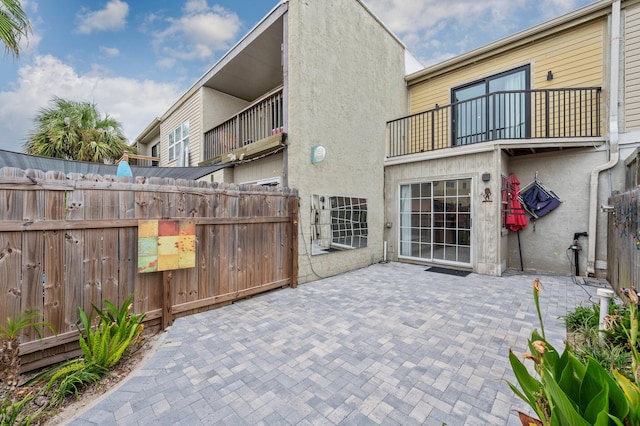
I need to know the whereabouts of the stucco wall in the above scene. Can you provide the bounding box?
[507,147,623,276]
[383,150,503,275]
[286,0,408,283]
[201,88,250,135]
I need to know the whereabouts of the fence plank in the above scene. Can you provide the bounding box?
[64,188,84,334]
[43,185,65,338]
[118,188,136,307]
[0,166,299,370]
[83,189,103,314]
[101,184,119,307]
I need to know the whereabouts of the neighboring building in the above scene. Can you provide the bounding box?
[135,0,414,283]
[383,0,637,277]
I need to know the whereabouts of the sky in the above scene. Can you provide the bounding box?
[0,0,595,154]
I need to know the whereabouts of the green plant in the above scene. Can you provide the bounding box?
[574,342,632,379]
[0,391,34,426]
[564,304,600,331]
[0,311,54,397]
[36,359,106,407]
[507,278,631,425]
[30,294,144,406]
[78,293,145,369]
[611,288,640,426]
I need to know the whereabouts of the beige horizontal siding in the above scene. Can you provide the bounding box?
[160,91,202,166]
[625,3,640,131]
[410,19,606,115]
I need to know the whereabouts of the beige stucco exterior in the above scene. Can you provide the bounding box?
[283,0,408,282]
[137,0,640,281]
[201,88,250,134]
[383,1,627,277]
[135,0,409,284]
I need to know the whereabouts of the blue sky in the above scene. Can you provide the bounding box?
[0,0,594,153]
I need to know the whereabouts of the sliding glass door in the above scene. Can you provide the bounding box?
[452,65,530,146]
[399,179,471,265]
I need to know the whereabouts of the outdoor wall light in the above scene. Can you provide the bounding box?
[547,70,554,81]
[482,172,491,182]
[311,145,326,164]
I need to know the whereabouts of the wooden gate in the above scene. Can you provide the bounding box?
[607,188,640,293]
[0,167,298,371]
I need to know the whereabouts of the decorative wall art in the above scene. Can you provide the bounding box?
[137,220,196,273]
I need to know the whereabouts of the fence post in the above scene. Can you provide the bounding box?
[290,196,299,289]
[162,271,173,329]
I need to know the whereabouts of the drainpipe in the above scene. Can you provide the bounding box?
[587,0,621,275]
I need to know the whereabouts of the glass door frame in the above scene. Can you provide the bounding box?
[398,178,473,267]
[451,65,531,146]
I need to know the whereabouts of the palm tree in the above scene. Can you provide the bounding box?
[24,97,134,163]
[0,310,54,398]
[0,0,31,58]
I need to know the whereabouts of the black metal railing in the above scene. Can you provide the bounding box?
[203,88,284,162]
[387,87,601,158]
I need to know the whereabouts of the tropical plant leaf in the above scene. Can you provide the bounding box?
[543,377,590,426]
[555,352,585,405]
[507,350,544,415]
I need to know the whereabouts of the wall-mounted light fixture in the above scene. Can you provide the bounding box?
[547,70,554,81]
[481,172,491,182]
[311,146,326,164]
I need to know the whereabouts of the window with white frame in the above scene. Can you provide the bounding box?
[168,121,189,162]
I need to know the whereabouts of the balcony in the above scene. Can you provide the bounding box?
[387,87,602,158]
[201,88,285,165]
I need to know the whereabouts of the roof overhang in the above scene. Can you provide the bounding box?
[384,137,607,166]
[135,118,161,146]
[161,2,288,123]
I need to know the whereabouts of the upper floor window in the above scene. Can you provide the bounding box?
[151,143,159,166]
[169,121,189,162]
[452,65,530,146]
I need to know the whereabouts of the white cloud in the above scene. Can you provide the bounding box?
[0,55,181,152]
[100,46,120,56]
[539,0,587,20]
[184,0,209,14]
[362,0,597,66]
[365,0,523,54]
[76,0,129,34]
[150,2,240,67]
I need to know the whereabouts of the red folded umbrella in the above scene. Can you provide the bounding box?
[506,173,528,231]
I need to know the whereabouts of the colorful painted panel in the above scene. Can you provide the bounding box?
[138,220,196,273]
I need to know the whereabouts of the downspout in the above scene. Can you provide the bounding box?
[587,0,621,275]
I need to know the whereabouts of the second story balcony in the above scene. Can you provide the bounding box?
[387,87,602,158]
[201,87,284,165]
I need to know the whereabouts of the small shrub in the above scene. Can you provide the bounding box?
[30,293,144,407]
[563,304,599,331]
[78,293,145,369]
[575,342,632,379]
[38,359,106,406]
[0,391,36,426]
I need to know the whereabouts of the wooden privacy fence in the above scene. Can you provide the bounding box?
[0,167,298,371]
[607,188,640,293]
